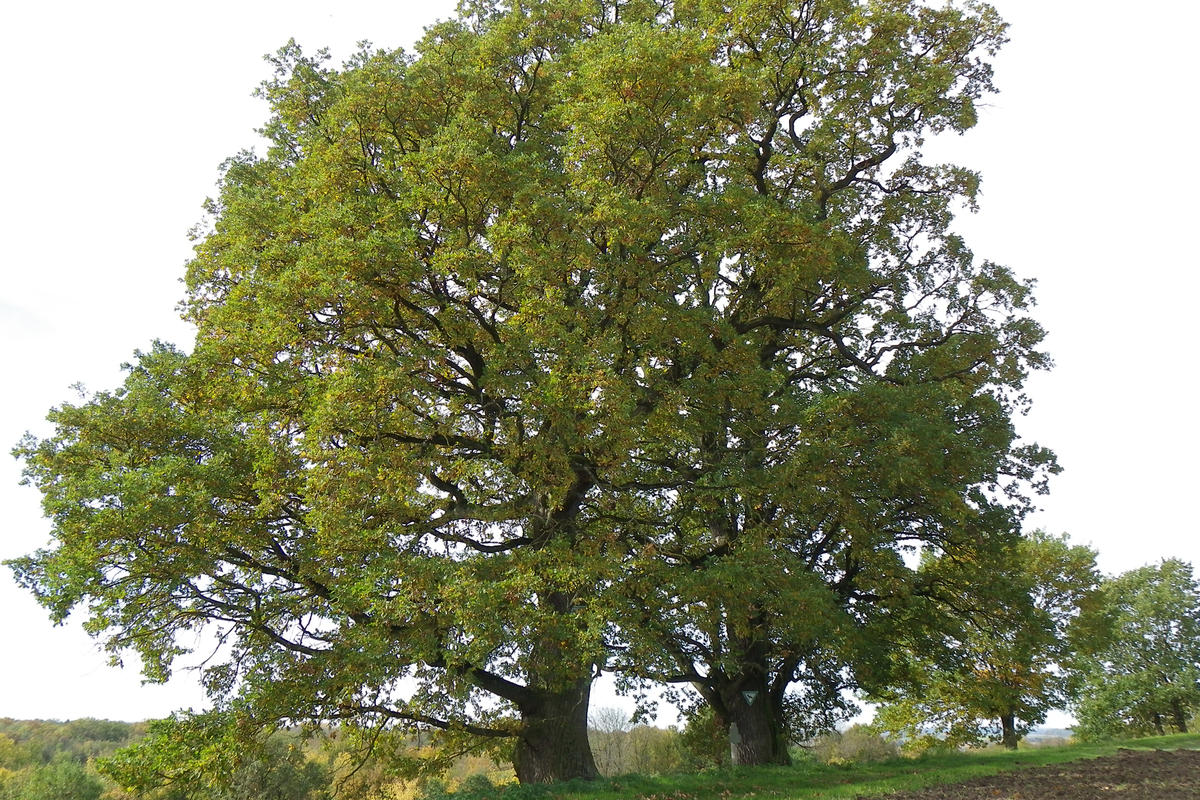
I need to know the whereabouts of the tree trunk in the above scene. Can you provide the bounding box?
[999,713,1019,750]
[1153,712,1165,736]
[508,491,600,785]
[1170,699,1190,734]
[721,678,791,766]
[513,676,599,784]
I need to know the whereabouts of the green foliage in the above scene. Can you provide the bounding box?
[1070,559,1200,740]
[416,774,506,800]
[808,725,898,765]
[872,531,1099,751]
[99,712,251,796]
[210,737,329,800]
[11,0,1050,783]
[0,718,144,768]
[418,773,501,800]
[456,773,496,796]
[98,715,334,800]
[678,707,730,771]
[0,736,26,772]
[2,758,104,800]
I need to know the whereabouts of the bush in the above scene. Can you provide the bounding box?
[10,758,104,800]
[414,777,450,800]
[455,774,494,798]
[679,707,729,770]
[809,725,898,765]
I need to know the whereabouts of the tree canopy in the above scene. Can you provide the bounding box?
[1070,559,1200,739]
[10,0,1053,785]
[872,531,1099,750]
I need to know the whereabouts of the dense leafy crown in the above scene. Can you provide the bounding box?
[11,0,1051,775]
[872,532,1099,750]
[1071,560,1200,739]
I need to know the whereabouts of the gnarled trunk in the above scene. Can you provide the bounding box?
[723,680,791,766]
[999,713,1019,750]
[700,639,792,767]
[514,676,599,784]
[507,483,600,784]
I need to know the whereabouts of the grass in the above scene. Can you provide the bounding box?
[467,733,1200,800]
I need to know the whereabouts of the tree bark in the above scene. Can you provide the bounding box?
[1170,698,1190,734]
[705,638,792,767]
[513,676,599,784]
[506,482,600,784]
[999,713,1019,750]
[723,680,791,766]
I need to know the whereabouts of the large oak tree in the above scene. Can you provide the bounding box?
[12,0,1051,783]
[593,0,1054,764]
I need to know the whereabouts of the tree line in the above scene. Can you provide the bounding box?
[0,719,137,800]
[872,546,1200,749]
[9,0,1196,792]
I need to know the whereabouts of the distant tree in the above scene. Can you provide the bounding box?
[0,734,25,771]
[1070,559,1200,739]
[8,758,103,800]
[873,531,1099,750]
[0,718,142,771]
[809,724,897,765]
[587,709,684,777]
[587,708,632,777]
[61,719,132,746]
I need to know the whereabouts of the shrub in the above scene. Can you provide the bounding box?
[679,707,730,770]
[809,725,898,764]
[455,774,494,798]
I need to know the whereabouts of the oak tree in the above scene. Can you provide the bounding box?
[11,0,1051,782]
[595,0,1053,763]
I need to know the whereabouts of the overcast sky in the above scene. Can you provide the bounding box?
[1,0,1196,724]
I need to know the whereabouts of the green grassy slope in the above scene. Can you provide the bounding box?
[470,733,1200,800]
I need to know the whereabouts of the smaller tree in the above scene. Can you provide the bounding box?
[1069,559,1200,739]
[10,758,104,800]
[0,734,26,771]
[587,708,632,777]
[873,531,1099,750]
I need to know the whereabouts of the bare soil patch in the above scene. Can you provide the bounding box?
[860,748,1200,800]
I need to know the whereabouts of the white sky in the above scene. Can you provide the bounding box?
[1,0,1197,725]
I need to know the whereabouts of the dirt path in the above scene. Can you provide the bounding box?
[860,748,1200,799]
